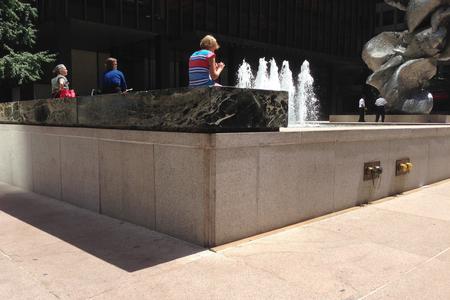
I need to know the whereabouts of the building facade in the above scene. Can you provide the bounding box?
[7,0,378,116]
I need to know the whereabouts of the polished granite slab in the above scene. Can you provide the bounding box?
[0,87,288,132]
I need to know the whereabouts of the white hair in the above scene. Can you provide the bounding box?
[53,64,67,74]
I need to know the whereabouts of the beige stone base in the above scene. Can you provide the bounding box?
[1,124,450,247]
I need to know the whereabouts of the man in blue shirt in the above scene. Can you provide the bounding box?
[102,57,127,94]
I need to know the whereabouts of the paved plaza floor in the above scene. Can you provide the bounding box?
[1,180,450,299]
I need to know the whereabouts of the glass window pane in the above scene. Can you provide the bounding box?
[69,0,84,19]
[106,0,121,26]
[87,0,102,22]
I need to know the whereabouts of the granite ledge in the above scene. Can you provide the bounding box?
[0,87,288,133]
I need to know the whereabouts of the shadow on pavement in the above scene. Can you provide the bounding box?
[0,187,203,272]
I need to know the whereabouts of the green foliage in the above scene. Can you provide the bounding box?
[0,0,55,85]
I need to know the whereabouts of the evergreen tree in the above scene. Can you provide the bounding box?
[0,0,55,86]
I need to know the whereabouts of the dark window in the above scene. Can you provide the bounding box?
[69,0,84,19]
[377,12,382,27]
[382,10,394,26]
[138,0,152,30]
[249,0,259,40]
[228,0,239,36]
[87,0,103,23]
[269,0,278,44]
[105,0,121,26]
[123,0,137,28]
[217,0,228,34]
[167,0,180,35]
[154,0,167,32]
[260,0,269,42]
[194,0,206,30]
[206,0,217,32]
[182,0,194,33]
[397,10,405,24]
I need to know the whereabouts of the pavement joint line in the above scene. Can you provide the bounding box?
[0,248,12,261]
[0,247,61,299]
[358,246,450,300]
[372,205,450,224]
[212,178,450,252]
[210,206,362,252]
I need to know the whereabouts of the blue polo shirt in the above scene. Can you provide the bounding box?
[103,69,127,93]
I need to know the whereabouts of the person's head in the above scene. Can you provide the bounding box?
[53,64,68,76]
[105,58,118,71]
[200,35,220,51]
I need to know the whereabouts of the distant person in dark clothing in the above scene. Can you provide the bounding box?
[375,97,387,122]
[102,58,127,94]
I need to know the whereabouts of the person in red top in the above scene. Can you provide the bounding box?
[188,35,225,87]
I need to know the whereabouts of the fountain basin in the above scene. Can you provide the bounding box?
[1,122,450,247]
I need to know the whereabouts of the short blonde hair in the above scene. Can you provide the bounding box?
[200,35,220,50]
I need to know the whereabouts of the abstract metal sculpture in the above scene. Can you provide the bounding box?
[363,0,450,113]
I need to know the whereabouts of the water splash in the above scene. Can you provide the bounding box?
[236,58,320,126]
[236,59,254,89]
[254,58,269,90]
[279,61,296,125]
[268,58,281,90]
[296,60,320,125]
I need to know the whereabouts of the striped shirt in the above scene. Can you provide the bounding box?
[189,50,215,87]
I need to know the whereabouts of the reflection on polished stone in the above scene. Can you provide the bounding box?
[0,87,288,133]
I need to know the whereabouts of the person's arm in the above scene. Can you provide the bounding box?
[208,56,225,80]
[120,72,127,92]
[58,77,65,90]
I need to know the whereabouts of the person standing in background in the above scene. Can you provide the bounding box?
[102,58,127,94]
[358,96,366,122]
[51,64,69,98]
[374,96,388,122]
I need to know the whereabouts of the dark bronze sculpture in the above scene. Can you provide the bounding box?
[363,0,450,113]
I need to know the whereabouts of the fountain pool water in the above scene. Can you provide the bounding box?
[236,58,320,127]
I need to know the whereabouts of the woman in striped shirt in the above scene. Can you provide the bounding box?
[189,35,225,87]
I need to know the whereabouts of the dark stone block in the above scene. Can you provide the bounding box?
[0,87,288,133]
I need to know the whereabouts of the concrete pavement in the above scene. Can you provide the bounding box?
[1,180,450,299]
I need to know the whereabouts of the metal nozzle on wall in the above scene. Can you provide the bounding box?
[406,162,413,171]
[364,161,382,181]
[396,158,412,176]
[374,165,383,175]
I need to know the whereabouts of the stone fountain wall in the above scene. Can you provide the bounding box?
[1,124,450,247]
[0,87,288,133]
